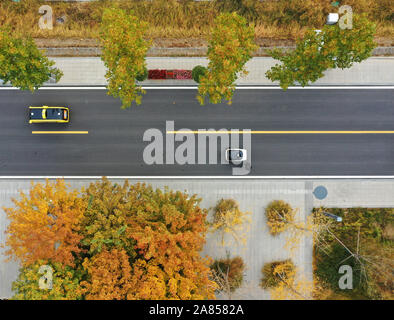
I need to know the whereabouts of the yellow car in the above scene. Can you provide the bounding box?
[29,105,70,124]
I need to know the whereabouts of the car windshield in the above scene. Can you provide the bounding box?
[30,109,43,119]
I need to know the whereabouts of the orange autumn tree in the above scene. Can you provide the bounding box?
[126,183,216,299]
[80,247,132,300]
[4,178,216,300]
[80,179,216,300]
[3,179,86,267]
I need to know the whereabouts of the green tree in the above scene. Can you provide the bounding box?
[99,7,151,109]
[266,14,376,90]
[0,28,62,91]
[197,12,257,105]
[12,260,83,300]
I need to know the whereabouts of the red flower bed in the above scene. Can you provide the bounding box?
[148,69,193,80]
[174,69,192,80]
[166,70,175,79]
[148,69,166,79]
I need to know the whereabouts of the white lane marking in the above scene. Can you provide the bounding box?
[1,176,394,179]
[0,86,393,90]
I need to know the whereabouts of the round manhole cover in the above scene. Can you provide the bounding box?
[313,186,328,200]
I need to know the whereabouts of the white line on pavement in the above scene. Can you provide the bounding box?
[0,86,393,90]
[1,176,394,179]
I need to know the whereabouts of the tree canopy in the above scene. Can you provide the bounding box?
[197,12,257,105]
[99,7,151,108]
[3,179,85,267]
[3,178,216,300]
[266,14,376,90]
[0,28,62,91]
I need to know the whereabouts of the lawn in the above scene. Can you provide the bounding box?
[313,207,394,300]
[0,0,392,47]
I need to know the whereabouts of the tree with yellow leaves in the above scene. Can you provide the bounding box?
[197,12,257,105]
[79,179,136,257]
[4,178,216,300]
[210,198,251,246]
[265,200,296,236]
[99,7,151,108]
[124,182,216,300]
[80,178,216,300]
[3,179,86,267]
[260,259,312,300]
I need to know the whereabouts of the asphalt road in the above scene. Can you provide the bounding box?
[0,88,393,176]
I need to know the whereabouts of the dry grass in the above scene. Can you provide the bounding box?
[0,0,392,46]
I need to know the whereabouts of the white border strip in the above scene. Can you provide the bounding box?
[1,176,394,180]
[0,86,393,90]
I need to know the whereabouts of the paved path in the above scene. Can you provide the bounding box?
[31,57,394,86]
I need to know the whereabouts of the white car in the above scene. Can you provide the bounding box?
[326,13,339,25]
[225,148,247,166]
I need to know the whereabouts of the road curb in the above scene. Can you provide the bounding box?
[1,86,393,89]
[2,176,394,180]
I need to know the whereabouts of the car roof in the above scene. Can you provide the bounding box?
[46,108,64,119]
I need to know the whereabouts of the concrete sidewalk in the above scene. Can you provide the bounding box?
[2,178,394,299]
[47,57,394,86]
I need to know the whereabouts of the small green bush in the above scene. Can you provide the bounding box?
[136,67,148,82]
[192,65,207,83]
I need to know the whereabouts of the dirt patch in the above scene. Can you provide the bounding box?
[152,38,207,48]
[34,38,99,48]
[34,36,392,49]
[34,37,209,48]
[374,37,394,47]
[255,38,296,47]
